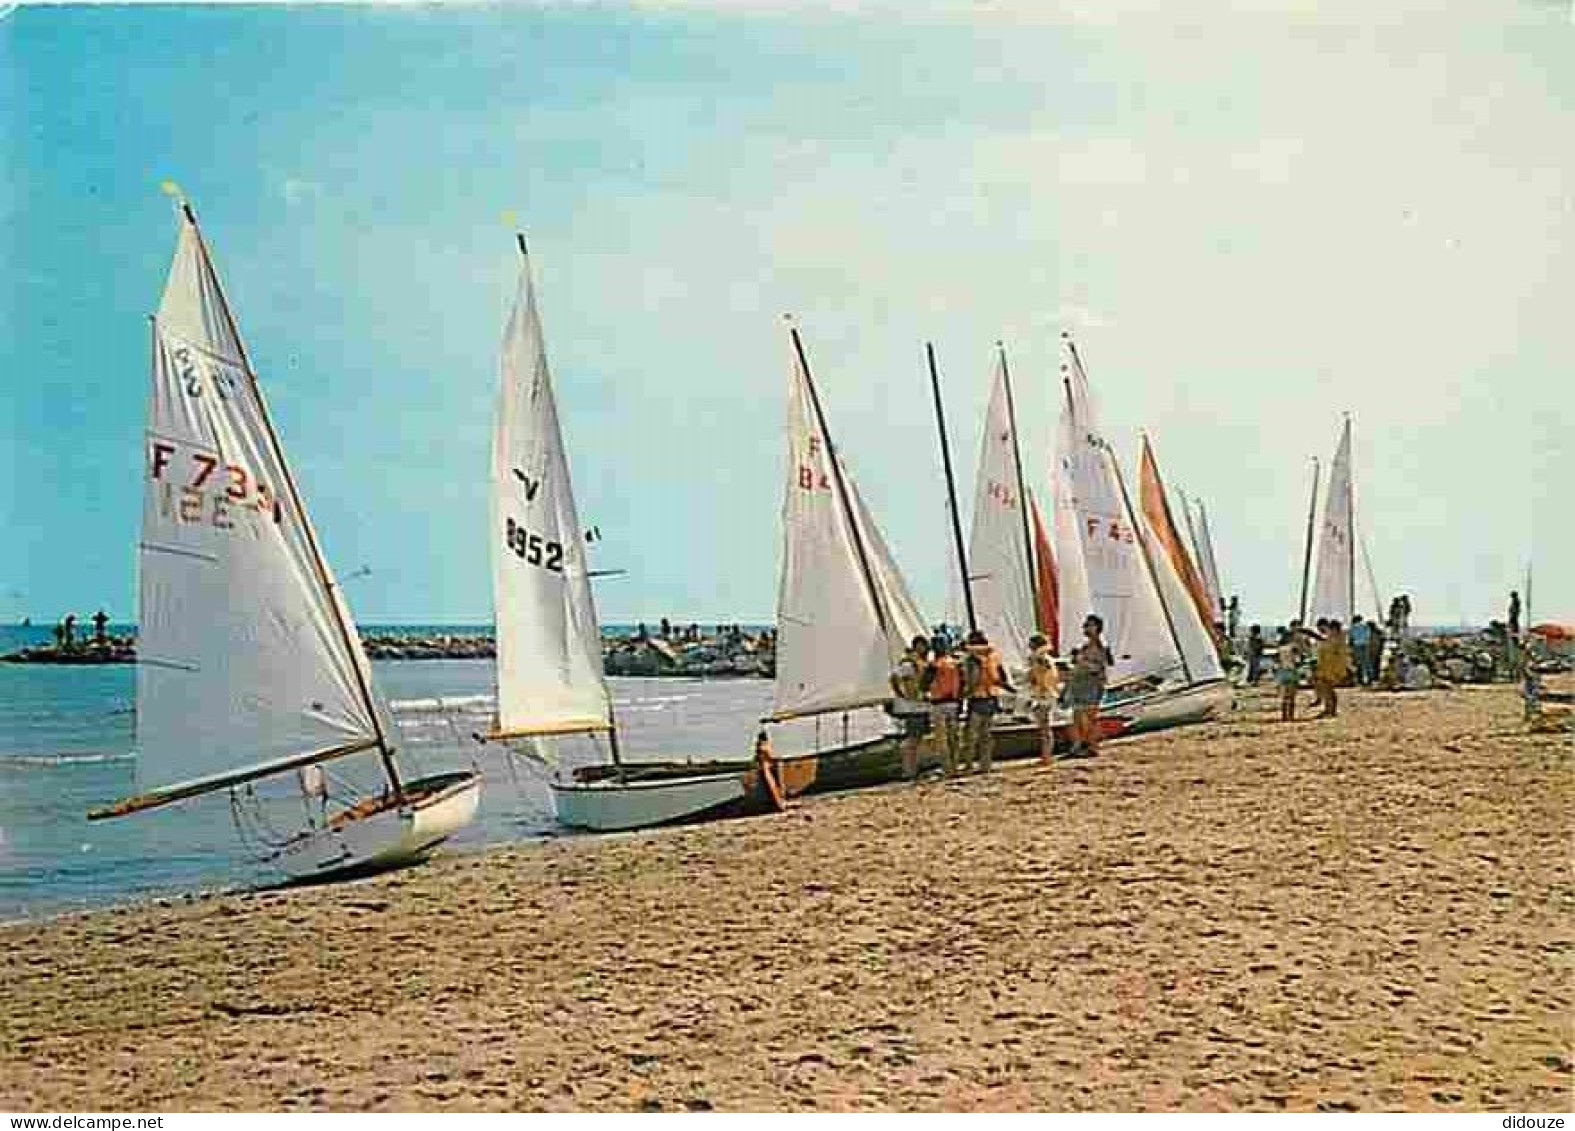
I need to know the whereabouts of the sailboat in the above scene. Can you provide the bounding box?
[760,325,933,779]
[89,200,480,880]
[950,343,1128,753]
[1305,416,1356,625]
[1053,332,1231,732]
[485,237,764,832]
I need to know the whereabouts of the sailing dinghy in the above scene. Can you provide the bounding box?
[486,237,765,832]
[89,201,480,881]
[1053,333,1231,732]
[1306,416,1357,626]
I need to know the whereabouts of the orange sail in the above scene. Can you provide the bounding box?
[1138,435,1216,641]
[1030,492,1058,653]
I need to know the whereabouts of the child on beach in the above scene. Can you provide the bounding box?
[1276,624,1309,722]
[1025,633,1061,765]
[1314,620,1352,718]
[922,635,964,776]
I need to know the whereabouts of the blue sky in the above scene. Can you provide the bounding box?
[2,1,1571,627]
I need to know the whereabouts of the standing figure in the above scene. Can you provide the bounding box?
[1064,615,1113,759]
[922,635,964,777]
[1226,596,1241,642]
[1277,622,1310,722]
[1348,615,1372,686]
[1508,590,1521,639]
[91,608,109,645]
[961,630,1011,774]
[1315,620,1352,718]
[61,613,77,651]
[1025,633,1061,765]
[888,634,932,783]
[1364,618,1386,685]
[1245,624,1265,685]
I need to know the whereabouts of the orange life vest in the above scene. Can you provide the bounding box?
[928,655,962,702]
[965,646,1004,699]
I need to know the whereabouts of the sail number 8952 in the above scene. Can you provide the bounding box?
[505,518,564,572]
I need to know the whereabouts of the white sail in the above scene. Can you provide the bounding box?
[1194,498,1225,620]
[1138,509,1227,684]
[1050,404,1094,655]
[1309,418,1355,624]
[965,352,1038,673]
[846,473,928,655]
[491,241,611,738]
[771,333,925,720]
[134,208,383,803]
[1056,343,1183,685]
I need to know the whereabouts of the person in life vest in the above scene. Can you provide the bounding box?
[888,634,932,783]
[920,634,964,776]
[1025,633,1061,765]
[961,629,1014,774]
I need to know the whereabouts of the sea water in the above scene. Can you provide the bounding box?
[0,624,884,921]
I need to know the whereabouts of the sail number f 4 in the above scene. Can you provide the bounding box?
[504,517,564,573]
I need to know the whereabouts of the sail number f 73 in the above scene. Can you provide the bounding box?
[504,517,564,573]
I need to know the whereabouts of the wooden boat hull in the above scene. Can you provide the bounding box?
[270,770,481,882]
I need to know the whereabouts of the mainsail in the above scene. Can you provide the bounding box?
[1194,498,1225,620]
[964,350,1039,671]
[117,204,385,814]
[1138,435,1215,638]
[491,238,612,738]
[1055,341,1179,684]
[771,329,926,721]
[1309,417,1355,624]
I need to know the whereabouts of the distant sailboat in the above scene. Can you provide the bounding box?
[486,237,760,832]
[90,200,480,880]
[1054,333,1230,731]
[1307,416,1356,625]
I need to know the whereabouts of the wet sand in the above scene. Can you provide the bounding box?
[2,684,1570,1111]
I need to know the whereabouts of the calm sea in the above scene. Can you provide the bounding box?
[0,623,876,922]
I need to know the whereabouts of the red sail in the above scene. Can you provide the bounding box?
[1030,492,1058,653]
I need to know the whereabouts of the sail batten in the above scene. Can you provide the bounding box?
[491,242,612,737]
[771,330,926,721]
[115,206,386,812]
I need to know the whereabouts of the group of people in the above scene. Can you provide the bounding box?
[887,614,1118,781]
[50,609,111,651]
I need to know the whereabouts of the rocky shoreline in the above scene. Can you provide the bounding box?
[2,628,779,679]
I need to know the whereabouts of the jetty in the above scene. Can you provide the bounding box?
[2,626,779,678]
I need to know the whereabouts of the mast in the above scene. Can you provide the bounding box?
[928,341,976,634]
[1107,439,1193,684]
[997,342,1039,634]
[1360,528,1384,624]
[789,325,890,636]
[182,201,403,800]
[1345,416,1355,624]
[1297,456,1320,624]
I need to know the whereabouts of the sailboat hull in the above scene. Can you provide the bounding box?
[1110,680,1234,735]
[550,769,755,832]
[271,770,481,882]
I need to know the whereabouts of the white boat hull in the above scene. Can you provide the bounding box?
[270,770,481,882]
[1116,680,1234,734]
[550,770,751,832]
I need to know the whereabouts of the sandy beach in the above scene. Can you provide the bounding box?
[2,684,1569,1112]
